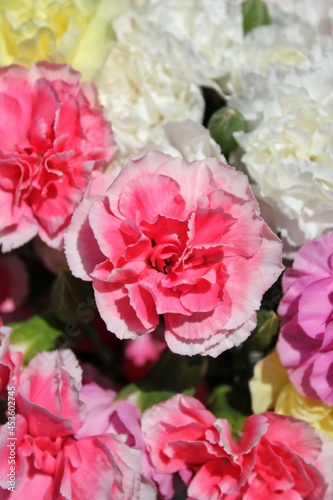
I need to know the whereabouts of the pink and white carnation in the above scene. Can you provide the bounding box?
[65,151,283,357]
[277,233,333,406]
[0,62,117,252]
[142,394,330,499]
[0,349,152,499]
[0,254,28,314]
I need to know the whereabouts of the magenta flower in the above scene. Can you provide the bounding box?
[142,394,330,499]
[277,233,333,406]
[0,62,117,252]
[65,151,283,357]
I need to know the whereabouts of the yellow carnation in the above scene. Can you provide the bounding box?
[249,350,289,413]
[276,383,333,439]
[249,350,333,438]
[0,0,131,80]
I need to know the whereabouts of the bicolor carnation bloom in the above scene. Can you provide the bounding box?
[65,151,283,357]
[0,349,157,499]
[142,394,330,499]
[277,233,333,406]
[0,62,117,252]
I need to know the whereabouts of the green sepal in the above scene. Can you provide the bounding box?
[246,309,279,351]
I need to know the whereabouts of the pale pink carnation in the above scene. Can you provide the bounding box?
[142,394,329,499]
[0,62,117,252]
[0,350,151,499]
[65,151,283,357]
[277,234,333,406]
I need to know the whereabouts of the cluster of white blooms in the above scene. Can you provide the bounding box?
[227,2,333,253]
[94,0,244,156]
[237,85,333,251]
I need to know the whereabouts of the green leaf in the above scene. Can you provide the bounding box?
[9,313,62,364]
[242,0,270,34]
[138,390,178,411]
[51,269,96,323]
[209,385,248,434]
[208,107,247,155]
[117,350,208,412]
[246,309,279,351]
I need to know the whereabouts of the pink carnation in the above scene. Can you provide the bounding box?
[277,234,333,405]
[142,394,329,499]
[0,350,151,499]
[65,152,283,356]
[0,62,117,252]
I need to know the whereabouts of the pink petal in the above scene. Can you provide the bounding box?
[118,173,186,223]
[64,197,106,280]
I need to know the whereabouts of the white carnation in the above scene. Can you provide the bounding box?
[227,19,332,95]
[94,35,204,156]
[228,21,333,127]
[111,0,244,94]
[266,0,333,31]
[238,88,333,252]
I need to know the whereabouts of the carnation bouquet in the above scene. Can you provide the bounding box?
[0,0,332,498]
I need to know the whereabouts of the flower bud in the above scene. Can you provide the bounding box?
[208,107,247,154]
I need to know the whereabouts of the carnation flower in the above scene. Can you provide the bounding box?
[228,19,332,95]
[111,0,244,94]
[249,351,333,438]
[0,62,117,252]
[0,0,132,80]
[94,32,204,156]
[227,16,333,126]
[237,88,333,251]
[267,0,333,30]
[0,349,155,498]
[142,394,329,499]
[65,151,283,357]
[276,383,333,439]
[277,234,333,405]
